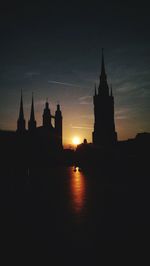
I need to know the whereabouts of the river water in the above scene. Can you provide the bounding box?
[1,166,129,263]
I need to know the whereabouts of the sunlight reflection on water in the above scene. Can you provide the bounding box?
[69,167,87,215]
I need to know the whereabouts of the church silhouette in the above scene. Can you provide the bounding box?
[93,49,117,146]
[17,92,63,151]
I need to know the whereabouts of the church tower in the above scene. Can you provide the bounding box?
[28,93,36,131]
[92,49,117,146]
[55,104,63,149]
[17,91,26,133]
[43,100,52,128]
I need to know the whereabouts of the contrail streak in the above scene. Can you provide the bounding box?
[48,80,87,88]
[71,126,93,130]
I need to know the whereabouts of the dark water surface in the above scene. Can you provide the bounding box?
[1,165,147,263]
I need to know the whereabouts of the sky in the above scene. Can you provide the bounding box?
[0,0,150,145]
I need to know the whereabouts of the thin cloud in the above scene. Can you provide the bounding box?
[78,95,92,105]
[48,80,87,88]
[79,95,92,101]
[71,126,93,130]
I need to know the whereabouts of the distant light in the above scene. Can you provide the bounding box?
[72,136,81,145]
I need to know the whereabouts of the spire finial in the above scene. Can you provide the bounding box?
[101,48,106,76]
[32,91,34,104]
[98,48,109,96]
[21,88,23,105]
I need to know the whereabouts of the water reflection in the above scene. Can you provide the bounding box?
[69,166,87,215]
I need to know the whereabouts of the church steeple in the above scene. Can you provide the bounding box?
[101,48,106,78]
[17,90,26,132]
[28,93,36,131]
[98,48,109,96]
[93,52,117,146]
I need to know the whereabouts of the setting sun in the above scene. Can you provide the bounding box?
[72,136,81,145]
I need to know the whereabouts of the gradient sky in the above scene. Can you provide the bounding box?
[0,1,150,145]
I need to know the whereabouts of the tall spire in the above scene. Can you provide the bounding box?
[19,89,24,120]
[17,90,26,132]
[28,92,36,131]
[98,48,109,96]
[101,48,106,79]
[30,92,35,121]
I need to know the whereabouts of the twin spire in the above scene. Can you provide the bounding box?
[95,48,113,97]
[17,92,62,133]
[17,91,36,132]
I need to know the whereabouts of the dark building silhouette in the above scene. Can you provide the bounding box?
[17,91,26,133]
[93,49,117,146]
[34,100,63,151]
[16,92,63,151]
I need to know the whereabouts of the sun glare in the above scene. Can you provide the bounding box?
[72,136,81,145]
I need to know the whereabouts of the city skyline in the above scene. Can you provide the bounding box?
[0,1,150,145]
[0,51,150,146]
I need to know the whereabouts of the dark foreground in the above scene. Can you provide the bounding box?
[0,158,149,264]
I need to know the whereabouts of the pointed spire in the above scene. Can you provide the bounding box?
[30,92,35,121]
[19,89,24,120]
[28,92,36,131]
[17,90,26,132]
[98,48,109,96]
[101,48,106,78]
